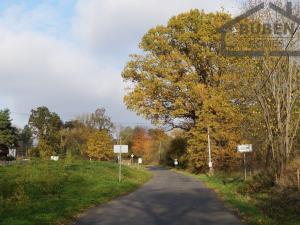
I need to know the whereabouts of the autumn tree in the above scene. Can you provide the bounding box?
[78,108,114,133]
[122,10,244,171]
[131,127,151,159]
[232,56,300,179]
[18,125,33,157]
[148,128,170,163]
[122,10,235,131]
[188,87,242,172]
[165,136,187,168]
[225,0,300,181]
[86,131,113,161]
[119,126,135,154]
[28,106,62,157]
[61,108,116,159]
[61,120,92,157]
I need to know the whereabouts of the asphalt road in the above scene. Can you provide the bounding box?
[71,167,243,225]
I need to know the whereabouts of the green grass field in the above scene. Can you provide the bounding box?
[178,171,300,225]
[0,160,151,225]
[195,173,274,225]
[179,171,300,225]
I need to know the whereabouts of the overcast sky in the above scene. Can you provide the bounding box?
[0,0,238,128]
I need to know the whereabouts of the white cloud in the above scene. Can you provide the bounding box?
[0,28,127,126]
[0,0,237,127]
[72,0,237,54]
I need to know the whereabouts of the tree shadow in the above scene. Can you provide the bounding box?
[72,168,243,225]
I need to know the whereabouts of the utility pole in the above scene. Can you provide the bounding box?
[158,141,162,162]
[297,169,300,191]
[244,153,247,180]
[208,126,213,175]
[119,137,122,183]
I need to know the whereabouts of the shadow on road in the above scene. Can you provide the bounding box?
[72,167,243,225]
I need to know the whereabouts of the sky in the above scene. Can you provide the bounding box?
[0,0,238,128]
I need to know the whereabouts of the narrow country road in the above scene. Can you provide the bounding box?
[71,167,243,225]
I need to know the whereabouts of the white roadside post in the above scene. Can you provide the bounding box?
[113,144,128,182]
[174,159,178,167]
[131,154,134,165]
[237,144,253,180]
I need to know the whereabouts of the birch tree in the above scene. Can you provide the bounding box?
[236,0,300,180]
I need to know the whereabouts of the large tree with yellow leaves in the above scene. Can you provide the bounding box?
[122,10,234,130]
[86,131,114,161]
[122,10,245,171]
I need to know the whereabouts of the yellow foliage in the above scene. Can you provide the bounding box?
[86,131,113,161]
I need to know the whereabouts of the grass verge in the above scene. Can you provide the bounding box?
[0,160,152,225]
[179,171,300,225]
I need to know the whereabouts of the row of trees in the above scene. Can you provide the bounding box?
[119,126,170,163]
[0,107,116,160]
[122,2,300,182]
[0,107,176,163]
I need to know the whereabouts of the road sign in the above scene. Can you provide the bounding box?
[8,149,16,158]
[114,145,128,183]
[237,144,252,180]
[237,144,253,153]
[138,158,142,164]
[113,145,128,154]
[50,156,59,161]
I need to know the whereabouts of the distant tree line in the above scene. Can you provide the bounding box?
[0,106,179,163]
[0,107,115,160]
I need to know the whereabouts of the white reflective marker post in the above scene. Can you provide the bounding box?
[131,154,134,165]
[174,159,178,167]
